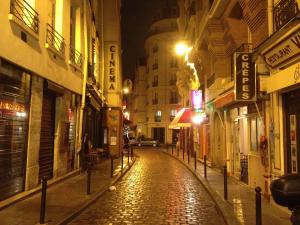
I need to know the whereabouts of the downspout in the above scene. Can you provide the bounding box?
[78,0,89,153]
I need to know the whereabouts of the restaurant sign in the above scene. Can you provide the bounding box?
[234,52,256,101]
[263,28,300,68]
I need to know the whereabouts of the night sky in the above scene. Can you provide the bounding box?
[121,0,174,80]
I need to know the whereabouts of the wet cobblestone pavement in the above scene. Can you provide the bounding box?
[69,149,226,225]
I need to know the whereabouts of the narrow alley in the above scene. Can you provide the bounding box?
[69,149,226,225]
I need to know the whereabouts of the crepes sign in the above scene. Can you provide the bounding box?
[234,52,256,101]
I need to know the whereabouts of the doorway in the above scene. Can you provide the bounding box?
[283,89,300,173]
[153,127,165,144]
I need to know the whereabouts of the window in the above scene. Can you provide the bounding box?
[155,111,162,122]
[169,72,176,85]
[152,44,158,53]
[152,75,158,87]
[152,58,158,70]
[69,5,83,68]
[170,56,178,68]
[170,109,177,121]
[170,91,178,104]
[9,0,39,34]
[152,93,158,105]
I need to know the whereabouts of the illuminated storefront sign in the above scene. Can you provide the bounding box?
[106,43,119,91]
[263,28,300,68]
[191,90,202,110]
[0,100,25,112]
[234,53,256,101]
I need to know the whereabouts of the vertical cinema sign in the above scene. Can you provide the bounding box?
[105,43,119,92]
[234,52,256,101]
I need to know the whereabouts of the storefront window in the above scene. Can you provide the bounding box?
[0,60,31,200]
[250,117,264,152]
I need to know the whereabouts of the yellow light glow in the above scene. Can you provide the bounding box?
[8,13,13,20]
[192,115,204,124]
[123,87,129,94]
[175,42,188,56]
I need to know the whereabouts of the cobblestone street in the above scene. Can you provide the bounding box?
[69,149,226,225]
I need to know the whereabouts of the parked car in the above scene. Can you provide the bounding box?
[137,138,160,147]
[129,137,138,145]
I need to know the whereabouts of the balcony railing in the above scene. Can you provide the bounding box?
[46,24,65,56]
[69,47,83,69]
[10,0,39,34]
[274,0,299,31]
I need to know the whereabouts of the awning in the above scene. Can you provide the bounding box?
[169,108,194,129]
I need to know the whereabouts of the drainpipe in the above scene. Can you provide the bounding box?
[78,0,89,155]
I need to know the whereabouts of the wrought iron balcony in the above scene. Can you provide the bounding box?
[9,0,39,34]
[45,24,65,56]
[273,0,299,31]
[69,47,83,69]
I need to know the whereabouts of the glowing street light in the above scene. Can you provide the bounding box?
[123,87,129,94]
[175,42,189,56]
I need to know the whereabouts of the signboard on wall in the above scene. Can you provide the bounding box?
[105,42,119,92]
[234,53,256,101]
[262,27,300,68]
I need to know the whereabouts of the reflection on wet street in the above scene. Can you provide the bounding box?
[70,149,226,225]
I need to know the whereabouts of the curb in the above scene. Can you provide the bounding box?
[160,150,241,225]
[0,169,80,211]
[56,157,137,225]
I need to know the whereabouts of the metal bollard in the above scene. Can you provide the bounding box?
[204,155,207,179]
[40,176,48,224]
[121,151,124,171]
[255,186,262,225]
[111,156,114,178]
[194,151,197,170]
[87,165,91,195]
[224,165,228,200]
[128,148,130,164]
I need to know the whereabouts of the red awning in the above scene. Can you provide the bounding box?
[169,108,194,129]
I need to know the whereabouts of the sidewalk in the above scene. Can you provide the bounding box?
[163,146,291,225]
[0,155,135,225]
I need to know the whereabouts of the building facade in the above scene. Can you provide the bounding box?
[143,4,181,144]
[0,0,122,203]
[176,0,300,207]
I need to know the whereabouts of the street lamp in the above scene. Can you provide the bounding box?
[175,42,190,56]
[123,87,129,94]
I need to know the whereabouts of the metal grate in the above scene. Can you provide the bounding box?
[10,0,39,34]
[46,24,65,56]
[69,47,83,68]
[273,0,299,31]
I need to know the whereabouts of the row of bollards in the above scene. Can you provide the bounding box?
[173,148,262,225]
[38,147,135,224]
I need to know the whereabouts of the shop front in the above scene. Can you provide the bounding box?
[0,59,31,200]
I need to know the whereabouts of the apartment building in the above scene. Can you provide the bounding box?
[0,0,122,202]
[143,3,181,144]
